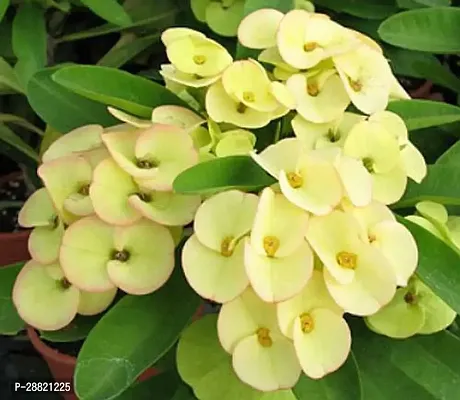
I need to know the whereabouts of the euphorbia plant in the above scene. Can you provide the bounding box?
[1,2,460,400]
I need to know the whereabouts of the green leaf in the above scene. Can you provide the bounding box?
[436,141,460,165]
[80,0,132,27]
[352,318,460,400]
[0,113,44,136]
[177,314,296,400]
[314,0,399,19]
[27,67,118,133]
[116,371,197,400]
[12,3,47,88]
[0,262,25,335]
[0,0,9,23]
[40,315,101,343]
[0,200,23,210]
[0,123,39,162]
[394,164,460,208]
[52,65,191,118]
[415,0,451,5]
[386,100,460,131]
[173,156,276,195]
[292,354,362,400]
[74,266,200,400]
[0,57,24,94]
[398,217,460,315]
[97,33,160,68]
[378,8,460,53]
[236,0,295,59]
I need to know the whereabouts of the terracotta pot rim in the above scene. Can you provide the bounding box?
[409,80,433,99]
[0,230,30,239]
[27,326,77,367]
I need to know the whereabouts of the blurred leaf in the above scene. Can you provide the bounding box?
[293,354,361,400]
[315,0,398,19]
[0,262,25,335]
[0,0,9,23]
[352,318,460,400]
[27,67,117,133]
[97,33,159,68]
[387,100,460,130]
[39,125,62,157]
[0,123,39,162]
[40,315,100,342]
[398,217,460,314]
[379,7,460,53]
[436,140,460,165]
[74,266,200,400]
[12,3,47,88]
[0,56,24,94]
[53,65,191,118]
[0,201,23,209]
[174,156,276,195]
[80,0,132,27]
[236,0,295,59]
[0,113,44,136]
[415,0,452,5]
[395,163,460,207]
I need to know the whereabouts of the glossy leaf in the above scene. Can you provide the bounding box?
[436,141,460,165]
[12,3,47,88]
[40,315,101,343]
[0,263,25,335]
[173,155,276,195]
[74,266,200,400]
[0,0,9,23]
[0,113,44,136]
[27,67,117,133]
[0,57,23,94]
[415,0,451,6]
[53,65,191,118]
[394,164,460,208]
[292,354,362,400]
[0,123,39,162]
[80,0,132,27]
[397,217,460,315]
[315,0,398,19]
[236,0,295,59]
[352,318,460,400]
[378,8,460,53]
[386,100,460,131]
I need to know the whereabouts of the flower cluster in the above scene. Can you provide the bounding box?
[13,106,213,331]
[178,8,439,393]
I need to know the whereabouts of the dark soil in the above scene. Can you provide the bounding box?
[0,174,28,233]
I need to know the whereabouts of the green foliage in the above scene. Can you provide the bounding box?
[0,57,23,94]
[74,266,200,400]
[0,123,39,162]
[173,156,276,195]
[0,263,25,335]
[378,7,460,53]
[314,0,399,19]
[52,65,191,118]
[79,0,132,27]
[40,315,101,343]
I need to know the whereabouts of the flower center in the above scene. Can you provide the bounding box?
[307,82,319,97]
[404,291,418,305]
[303,42,319,52]
[78,183,90,196]
[336,251,357,269]
[362,157,374,173]
[263,236,280,258]
[300,312,314,333]
[236,102,247,114]
[136,158,158,169]
[326,129,339,143]
[137,192,152,202]
[348,78,363,92]
[50,215,60,229]
[193,54,207,65]
[58,277,71,290]
[220,236,234,257]
[111,249,130,262]
[256,327,273,348]
[243,91,255,103]
[286,172,303,189]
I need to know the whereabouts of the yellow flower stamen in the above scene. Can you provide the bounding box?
[286,172,303,189]
[263,236,280,258]
[236,102,247,114]
[336,251,357,270]
[303,42,319,52]
[348,78,363,92]
[193,55,207,65]
[220,236,235,257]
[256,327,273,347]
[243,91,256,103]
[300,312,314,333]
[307,82,319,97]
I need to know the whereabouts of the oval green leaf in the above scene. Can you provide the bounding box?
[52,65,191,118]
[0,123,39,162]
[74,266,200,400]
[173,155,276,195]
[80,0,132,27]
[386,100,460,131]
[0,56,23,94]
[315,0,398,19]
[436,141,460,166]
[27,67,118,133]
[12,3,47,88]
[40,315,101,343]
[378,7,460,53]
[394,164,460,208]
[0,0,9,23]
[398,216,460,315]
[0,262,25,335]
